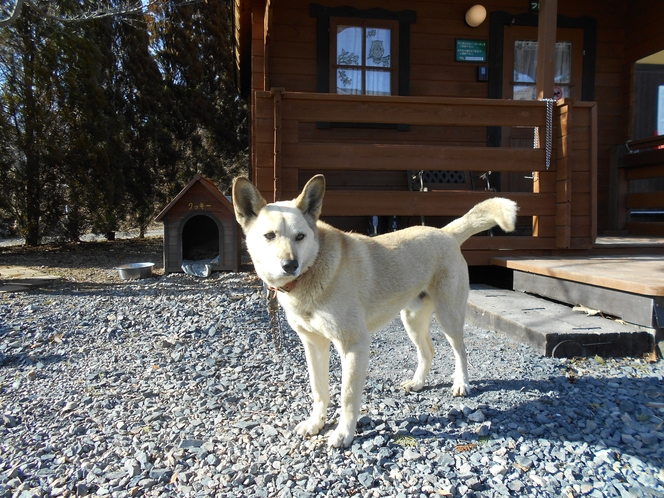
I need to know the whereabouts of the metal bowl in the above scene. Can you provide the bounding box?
[116,262,154,280]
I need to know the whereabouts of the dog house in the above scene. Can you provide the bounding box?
[155,173,240,274]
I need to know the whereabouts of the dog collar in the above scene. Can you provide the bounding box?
[269,278,299,293]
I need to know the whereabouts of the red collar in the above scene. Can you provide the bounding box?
[269,278,299,293]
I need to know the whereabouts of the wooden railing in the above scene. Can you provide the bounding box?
[251,90,597,262]
[614,136,664,236]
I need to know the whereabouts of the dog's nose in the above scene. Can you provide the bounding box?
[281,259,299,275]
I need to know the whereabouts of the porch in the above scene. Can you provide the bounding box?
[252,90,596,265]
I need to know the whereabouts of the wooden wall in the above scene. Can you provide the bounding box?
[247,0,664,235]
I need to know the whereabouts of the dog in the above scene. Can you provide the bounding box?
[232,175,517,447]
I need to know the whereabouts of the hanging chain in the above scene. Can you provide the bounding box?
[534,98,555,170]
[265,284,284,352]
[544,98,554,170]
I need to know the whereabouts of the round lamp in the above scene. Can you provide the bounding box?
[465,4,487,28]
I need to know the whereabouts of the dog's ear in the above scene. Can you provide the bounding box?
[295,174,326,223]
[232,177,267,229]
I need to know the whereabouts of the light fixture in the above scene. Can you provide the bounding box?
[465,4,487,28]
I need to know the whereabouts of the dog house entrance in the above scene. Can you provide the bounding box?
[182,215,220,261]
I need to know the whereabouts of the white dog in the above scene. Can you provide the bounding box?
[233,175,517,447]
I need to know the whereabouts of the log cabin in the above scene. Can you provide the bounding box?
[234,0,664,268]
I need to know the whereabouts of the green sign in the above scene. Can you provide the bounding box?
[530,1,540,12]
[455,39,487,63]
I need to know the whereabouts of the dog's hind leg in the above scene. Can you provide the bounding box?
[435,303,470,397]
[295,330,331,438]
[400,296,435,393]
[328,333,371,448]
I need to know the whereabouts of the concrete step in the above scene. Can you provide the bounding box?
[466,284,656,358]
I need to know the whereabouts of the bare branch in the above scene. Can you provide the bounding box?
[1,0,205,26]
[0,0,26,27]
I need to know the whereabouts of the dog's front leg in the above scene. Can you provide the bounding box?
[328,335,370,448]
[294,330,331,438]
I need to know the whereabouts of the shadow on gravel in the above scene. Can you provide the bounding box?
[0,353,67,368]
[383,372,663,466]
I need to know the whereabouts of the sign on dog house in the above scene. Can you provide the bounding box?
[155,173,240,274]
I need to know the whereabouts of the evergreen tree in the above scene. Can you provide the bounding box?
[0,0,247,243]
[149,0,246,197]
[0,5,63,244]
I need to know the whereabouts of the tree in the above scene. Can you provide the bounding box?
[0,6,63,244]
[149,0,246,197]
[0,0,247,244]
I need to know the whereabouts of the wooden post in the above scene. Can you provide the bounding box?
[555,99,571,249]
[590,103,598,242]
[536,0,557,100]
[263,0,271,90]
[272,87,284,202]
[251,5,266,92]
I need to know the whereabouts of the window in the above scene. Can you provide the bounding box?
[310,4,416,96]
[332,20,397,96]
[512,40,573,101]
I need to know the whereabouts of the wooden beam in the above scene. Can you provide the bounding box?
[283,144,546,172]
[536,0,558,100]
[625,192,664,210]
[272,88,284,202]
[256,92,548,127]
[555,100,571,249]
[321,191,555,217]
[623,148,664,168]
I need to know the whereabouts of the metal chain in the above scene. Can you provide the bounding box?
[534,98,555,170]
[544,98,554,170]
[265,284,284,352]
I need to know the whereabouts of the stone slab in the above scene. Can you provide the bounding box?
[467,284,655,358]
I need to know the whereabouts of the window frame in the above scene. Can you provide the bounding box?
[330,18,399,96]
[310,4,416,96]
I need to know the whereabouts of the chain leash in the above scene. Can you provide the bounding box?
[265,284,284,352]
[534,98,555,170]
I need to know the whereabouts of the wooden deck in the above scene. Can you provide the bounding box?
[492,254,664,333]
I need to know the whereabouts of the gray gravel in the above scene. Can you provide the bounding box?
[1,271,663,498]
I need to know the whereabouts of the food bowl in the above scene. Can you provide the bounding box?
[116,262,154,280]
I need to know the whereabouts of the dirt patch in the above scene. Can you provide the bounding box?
[0,237,164,287]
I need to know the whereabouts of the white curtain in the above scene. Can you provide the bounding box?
[336,25,392,95]
[513,40,572,100]
[336,26,362,95]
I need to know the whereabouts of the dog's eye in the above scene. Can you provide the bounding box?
[295,233,306,241]
[264,232,276,241]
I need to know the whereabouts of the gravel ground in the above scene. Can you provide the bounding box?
[1,271,663,498]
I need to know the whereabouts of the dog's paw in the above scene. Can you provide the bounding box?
[295,417,325,437]
[451,380,470,397]
[400,379,424,393]
[327,428,354,448]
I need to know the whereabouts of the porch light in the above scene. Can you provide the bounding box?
[465,4,487,27]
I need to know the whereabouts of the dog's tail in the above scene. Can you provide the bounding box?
[441,197,518,245]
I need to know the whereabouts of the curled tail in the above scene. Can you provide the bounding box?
[442,197,518,245]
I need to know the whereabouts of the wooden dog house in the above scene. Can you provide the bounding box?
[155,174,240,274]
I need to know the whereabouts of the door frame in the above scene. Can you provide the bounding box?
[501,26,585,101]
[487,11,597,148]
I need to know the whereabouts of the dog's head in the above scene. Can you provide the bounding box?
[232,175,325,288]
